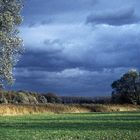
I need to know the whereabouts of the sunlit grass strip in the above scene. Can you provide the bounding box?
[0,104,140,116]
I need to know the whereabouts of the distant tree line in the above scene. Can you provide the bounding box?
[0,90,111,105]
[61,96,111,104]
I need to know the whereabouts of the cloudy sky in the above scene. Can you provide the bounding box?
[9,0,140,96]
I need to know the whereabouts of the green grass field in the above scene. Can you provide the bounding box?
[0,112,140,140]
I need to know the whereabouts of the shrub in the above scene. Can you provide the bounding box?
[44,92,60,103]
[37,95,47,104]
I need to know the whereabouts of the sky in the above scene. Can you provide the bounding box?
[8,0,140,96]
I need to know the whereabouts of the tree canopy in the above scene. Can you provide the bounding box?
[0,0,23,88]
[111,69,140,104]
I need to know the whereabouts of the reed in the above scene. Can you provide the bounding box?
[0,104,139,116]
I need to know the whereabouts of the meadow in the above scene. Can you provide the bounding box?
[0,111,140,140]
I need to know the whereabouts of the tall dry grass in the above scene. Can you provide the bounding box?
[0,104,139,116]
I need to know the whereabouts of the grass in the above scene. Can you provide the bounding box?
[0,112,140,140]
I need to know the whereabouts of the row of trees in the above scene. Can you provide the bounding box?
[61,96,111,104]
[0,90,111,104]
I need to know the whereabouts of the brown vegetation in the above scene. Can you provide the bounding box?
[0,90,139,116]
[0,104,139,116]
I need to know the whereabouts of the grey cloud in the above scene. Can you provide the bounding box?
[14,0,140,96]
[11,66,132,96]
[24,0,97,16]
[16,49,66,72]
[23,0,97,26]
[87,7,140,26]
[13,38,140,95]
[16,43,140,74]
[18,24,140,75]
[43,39,64,53]
[12,67,121,96]
[28,18,53,28]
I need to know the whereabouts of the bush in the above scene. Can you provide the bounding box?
[37,95,47,104]
[13,92,30,104]
[44,93,61,103]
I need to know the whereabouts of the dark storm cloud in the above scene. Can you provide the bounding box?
[87,7,140,26]
[24,0,97,16]
[23,0,97,26]
[16,48,97,72]
[28,18,53,28]
[14,61,118,96]
[14,25,140,95]
[11,0,140,96]
[16,49,65,72]
[17,27,140,72]
[13,41,140,96]
[16,22,140,95]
